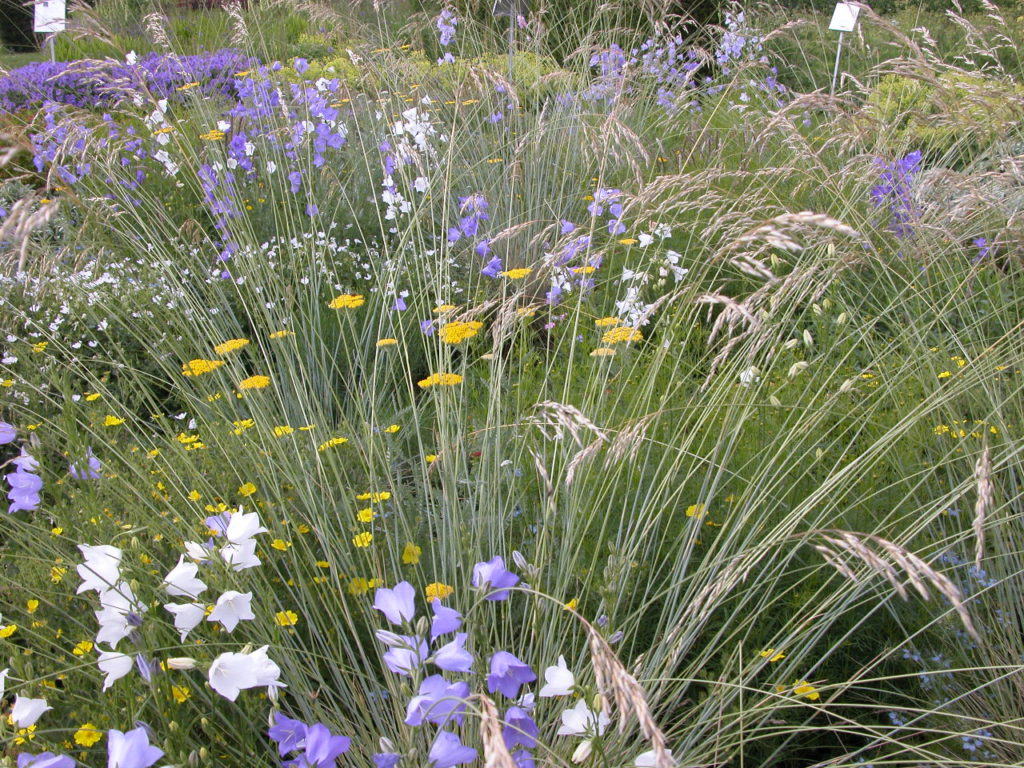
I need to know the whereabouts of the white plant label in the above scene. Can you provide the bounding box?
[34,0,66,34]
[829,2,860,32]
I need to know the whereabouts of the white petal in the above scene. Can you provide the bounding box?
[10,696,51,728]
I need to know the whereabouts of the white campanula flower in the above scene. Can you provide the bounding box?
[163,602,206,641]
[225,510,267,544]
[183,541,212,562]
[76,544,122,594]
[206,591,255,632]
[10,695,51,727]
[97,649,133,691]
[162,556,207,599]
[539,655,575,697]
[557,699,609,737]
[220,539,261,571]
[635,749,674,767]
[208,646,284,701]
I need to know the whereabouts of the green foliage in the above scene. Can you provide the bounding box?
[865,72,1024,162]
[2,2,1024,767]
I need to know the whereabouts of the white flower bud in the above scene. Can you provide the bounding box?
[166,657,197,670]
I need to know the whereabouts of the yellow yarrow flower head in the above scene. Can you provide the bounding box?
[402,542,422,564]
[328,294,365,309]
[214,338,249,355]
[418,373,463,389]
[499,268,532,279]
[439,320,483,345]
[239,375,271,390]
[595,317,620,327]
[181,359,224,376]
[590,347,616,357]
[424,582,454,603]
[376,338,398,347]
[269,329,294,339]
[74,724,103,747]
[602,326,643,344]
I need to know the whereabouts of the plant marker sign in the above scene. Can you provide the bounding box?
[829,2,860,32]
[33,0,66,33]
[829,2,860,94]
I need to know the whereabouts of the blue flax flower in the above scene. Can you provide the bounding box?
[472,556,519,600]
[374,582,416,625]
[107,726,164,768]
[487,651,536,699]
[429,731,476,768]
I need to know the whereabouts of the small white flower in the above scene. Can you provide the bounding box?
[557,699,609,737]
[97,649,133,691]
[183,541,211,562]
[162,555,207,598]
[635,750,674,767]
[207,590,255,632]
[76,544,122,594]
[220,539,261,571]
[208,645,284,701]
[10,696,51,728]
[164,602,206,642]
[225,510,267,544]
[539,655,575,697]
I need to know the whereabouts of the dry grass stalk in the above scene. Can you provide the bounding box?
[532,401,607,448]
[224,1,250,48]
[724,212,859,254]
[477,693,517,768]
[529,449,554,501]
[0,198,60,275]
[565,436,604,487]
[583,619,674,768]
[815,530,980,641]
[607,413,657,463]
[973,442,992,573]
[144,13,174,55]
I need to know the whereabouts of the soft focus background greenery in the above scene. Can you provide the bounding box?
[1,0,1023,767]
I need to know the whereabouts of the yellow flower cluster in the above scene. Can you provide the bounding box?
[214,338,249,355]
[602,326,643,344]
[238,375,271,390]
[499,268,532,279]
[328,294,365,309]
[182,358,224,376]
[425,582,454,603]
[439,321,483,345]
[418,373,463,389]
[318,437,349,451]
